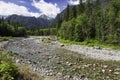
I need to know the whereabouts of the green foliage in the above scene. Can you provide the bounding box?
[0,63,18,80]
[0,19,26,37]
[27,28,57,36]
[42,38,51,43]
[57,0,120,45]
[0,52,18,80]
[0,37,12,42]
[65,5,70,21]
[69,6,77,19]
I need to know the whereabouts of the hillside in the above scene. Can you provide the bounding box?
[6,14,54,28]
[55,0,120,45]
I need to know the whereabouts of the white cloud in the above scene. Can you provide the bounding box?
[32,0,60,18]
[67,0,79,5]
[0,1,40,17]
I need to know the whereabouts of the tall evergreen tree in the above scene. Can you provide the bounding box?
[78,0,84,15]
[65,5,70,21]
[69,5,77,19]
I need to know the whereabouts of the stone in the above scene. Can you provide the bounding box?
[103,65,108,68]
[114,72,119,75]
[102,69,105,73]
[68,63,72,66]
[115,68,120,71]
[84,77,89,80]
[57,72,63,76]
[109,70,112,73]
[16,59,21,63]
[94,46,102,50]
[73,76,81,80]
[64,75,72,79]
[60,44,64,47]
[80,74,85,79]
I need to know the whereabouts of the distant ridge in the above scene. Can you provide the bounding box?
[6,14,54,28]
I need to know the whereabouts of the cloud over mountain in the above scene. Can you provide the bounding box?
[0,1,40,17]
[32,0,60,18]
[0,0,60,18]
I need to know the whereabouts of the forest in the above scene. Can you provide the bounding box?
[0,18,56,37]
[56,0,120,45]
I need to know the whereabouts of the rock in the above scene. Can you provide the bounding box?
[60,44,64,47]
[68,63,72,66]
[66,62,73,66]
[27,60,31,64]
[109,69,112,73]
[93,64,96,67]
[93,46,102,50]
[16,59,21,63]
[84,64,92,68]
[33,68,37,72]
[84,77,89,80]
[57,72,63,76]
[103,65,108,68]
[93,68,96,71]
[115,68,120,71]
[106,76,110,79]
[49,72,53,76]
[80,74,85,79]
[64,75,72,79]
[114,72,119,75]
[56,61,61,64]
[102,69,105,73]
[73,76,81,80]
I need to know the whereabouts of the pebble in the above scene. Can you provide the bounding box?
[114,72,120,75]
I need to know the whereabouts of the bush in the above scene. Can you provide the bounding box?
[0,63,18,80]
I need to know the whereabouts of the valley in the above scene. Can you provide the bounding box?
[0,0,120,80]
[0,36,120,80]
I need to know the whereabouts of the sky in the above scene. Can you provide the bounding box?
[0,0,80,18]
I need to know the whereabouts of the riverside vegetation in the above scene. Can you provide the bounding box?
[0,51,43,80]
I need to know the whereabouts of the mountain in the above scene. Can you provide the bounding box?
[6,14,54,28]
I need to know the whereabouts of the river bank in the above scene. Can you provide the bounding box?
[0,36,120,80]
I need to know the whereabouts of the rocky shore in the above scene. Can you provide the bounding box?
[64,44,120,61]
[0,36,120,80]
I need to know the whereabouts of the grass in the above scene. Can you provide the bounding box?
[42,38,51,43]
[15,67,43,80]
[59,39,120,50]
[0,36,12,42]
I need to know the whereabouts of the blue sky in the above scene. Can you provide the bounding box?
[0,0,79,18]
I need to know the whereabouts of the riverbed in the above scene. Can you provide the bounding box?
[1,36,120,80]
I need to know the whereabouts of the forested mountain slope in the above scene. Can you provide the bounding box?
[55,0,120,45]
[0,18,26,37]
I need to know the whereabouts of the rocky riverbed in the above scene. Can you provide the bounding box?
[1,36,120,80]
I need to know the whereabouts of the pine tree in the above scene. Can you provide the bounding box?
[79,0,84,15]
[65,5,70,21]
[69,5,77,19]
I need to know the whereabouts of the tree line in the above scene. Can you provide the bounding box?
[0,18,56,37]
[56,0,120,45]
[0,18,26,37]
